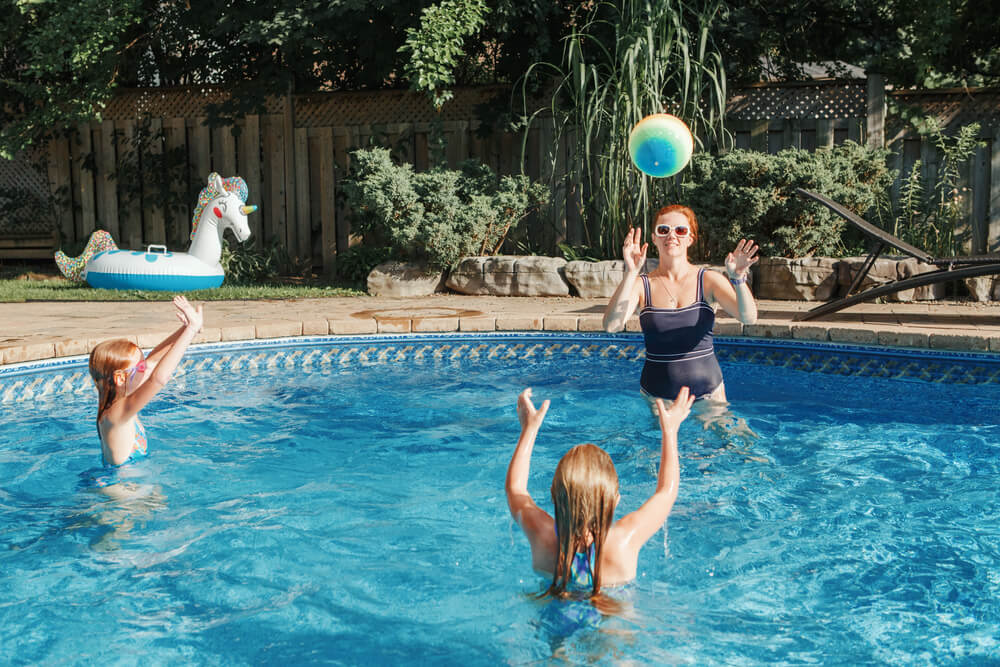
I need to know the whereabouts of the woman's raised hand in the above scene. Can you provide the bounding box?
[173,295,204,332]
[654,387,695,433]
[623,227,648,274]
[517,388,550,431]
[725,239,760,280]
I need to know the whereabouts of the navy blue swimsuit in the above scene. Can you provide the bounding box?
[639,269,723,399]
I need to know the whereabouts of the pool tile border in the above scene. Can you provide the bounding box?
[2,332,999,405]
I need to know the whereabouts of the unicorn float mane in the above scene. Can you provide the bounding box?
[191,174,250,240]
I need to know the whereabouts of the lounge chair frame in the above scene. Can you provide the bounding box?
[794,188,1000,321]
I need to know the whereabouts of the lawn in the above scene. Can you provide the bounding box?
[0,265,365,302]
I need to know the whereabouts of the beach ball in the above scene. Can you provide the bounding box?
[628,114,694,178]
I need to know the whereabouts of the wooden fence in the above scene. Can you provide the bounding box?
[3,80,999,268]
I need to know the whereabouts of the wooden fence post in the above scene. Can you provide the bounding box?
[866,73,886,149]
[990,126,1000,252]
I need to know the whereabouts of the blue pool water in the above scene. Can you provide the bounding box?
[1,335,999,665]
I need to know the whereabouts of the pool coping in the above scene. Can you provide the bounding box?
[3,296,1000,366]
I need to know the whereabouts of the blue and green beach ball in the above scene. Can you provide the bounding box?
[628,114,694,178]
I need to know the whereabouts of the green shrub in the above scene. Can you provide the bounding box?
[681,142,895,260]
[221,238,289,285]
[342,148,549,271]
[335,244,392,285]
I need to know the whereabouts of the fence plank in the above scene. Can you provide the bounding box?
[118,119,142,248]
[971,143,988,254]
[163,117,189,248]
[990,128,1000,251]
[238,115,263,242]
[97,120,119,239]
[262,114,287,247]
[282,96,298,257]
[215,125,237,177]
[317,127,337,274]
[189,117,211,207]
[294,126,311,267]
[46,136,74,245]
[750,120,768,152]
[75,122,96,240]
[143,117,166,245]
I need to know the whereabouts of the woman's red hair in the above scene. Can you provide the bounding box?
[653,205,699,241]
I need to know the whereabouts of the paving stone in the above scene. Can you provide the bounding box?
[255,321,303,339]
[193,328,222,344]
[376,319,411,333]
[929,333,989,352]
[743,322,793,339]
[458,317,496,332]
[329,319,377,335]
[220,325,256,342]
[577,315,606,331]
[790,324,829,341]
[714,321,745,336]
[876,329,929,348]
[412,317,459,332]
[544,315,579,331]
[2,342,55,364]
[302,319,330,336]
[53,338,90,358]
[496,316,543,331]
[828,327,878,344]
[624,317,642,332]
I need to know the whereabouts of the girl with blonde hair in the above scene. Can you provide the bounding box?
[505,385,694,605]
[88,295,203,466]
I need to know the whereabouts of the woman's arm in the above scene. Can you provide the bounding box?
[707,239,759,324]
[614,387,694,550]
[603,227,647,332]
[506,388,554,539]
[119,296,203,420]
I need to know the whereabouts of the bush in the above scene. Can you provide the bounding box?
[342,148,549,271]
[335,244,392,285]
[680,142,895,260]
[221,238,289,285]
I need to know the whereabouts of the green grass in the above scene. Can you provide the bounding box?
[0,277,366,302]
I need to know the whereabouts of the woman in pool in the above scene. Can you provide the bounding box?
[89,295,203,466]
[506,386,693,606]
[603,205,759,403]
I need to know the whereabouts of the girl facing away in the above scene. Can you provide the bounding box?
[505,386,694,608]
[88,295,203,466]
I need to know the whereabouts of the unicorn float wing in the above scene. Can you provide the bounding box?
[55,173,256,291]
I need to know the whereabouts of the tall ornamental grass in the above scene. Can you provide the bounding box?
[520,0,728,257]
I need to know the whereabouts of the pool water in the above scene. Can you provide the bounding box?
[2,338,999,665]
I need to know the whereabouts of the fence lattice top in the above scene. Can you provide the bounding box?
[726,81,866,120]
[890,88,1000,132]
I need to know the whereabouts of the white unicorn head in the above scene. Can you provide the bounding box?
[188,172,257,268]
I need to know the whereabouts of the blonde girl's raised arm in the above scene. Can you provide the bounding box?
[615,387,693,551]
[118,297,203,421]
[506,388,554,540]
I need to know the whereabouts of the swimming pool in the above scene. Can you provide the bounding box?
[2,333,999,665]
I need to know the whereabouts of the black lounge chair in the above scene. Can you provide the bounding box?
[793,188,1000,321]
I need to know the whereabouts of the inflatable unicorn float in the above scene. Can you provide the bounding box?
[56,173,257,291]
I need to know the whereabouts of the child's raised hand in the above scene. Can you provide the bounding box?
[517,388,550,431]
[173,295,204,332]
[655,387,695,433]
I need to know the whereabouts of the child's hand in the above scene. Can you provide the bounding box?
[655,387,695,433]
[517,388,550,431]
[174,295,204,332]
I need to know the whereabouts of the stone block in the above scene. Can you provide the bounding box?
[827,327,877,344]
[302,319,330,336]
[790,324,829,341]
[53,338,90,358]
[193,328,222,344]
[330,318,378,335]
[963,275,995,302]
[564,260,625,298]
[367,261,446,297]
[896,258,946,301]
[412,317,460,332]
[255,321,302,339]
[836,256,905,302]
[446,256,570,296]
[496,316,543,331]
[2,342,55,364]
[929,333,989,352]
[742,322,792,339]
[755,257,838,301]
[713,320,744,336]
[543,315,579,331]
[376,319,411,333]
[876,329,929,348]
[458,317,496,332]
[577,315,606,331]
[220,325,256,342]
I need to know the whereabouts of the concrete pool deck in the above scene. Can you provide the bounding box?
[2,295,1000,365]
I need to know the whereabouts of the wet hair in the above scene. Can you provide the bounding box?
[546,444,619,601]
[654,204,699,241]
[89,339,140,425]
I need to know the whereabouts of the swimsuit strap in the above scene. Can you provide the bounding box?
[697,267,706,304]
[640,274,652,308]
